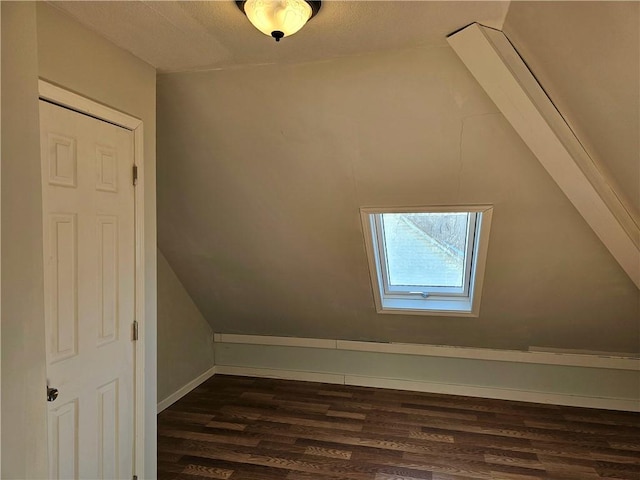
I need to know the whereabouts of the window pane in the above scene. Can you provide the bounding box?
[381,213,469,288]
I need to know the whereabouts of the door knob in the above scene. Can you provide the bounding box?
[47,386,59,402]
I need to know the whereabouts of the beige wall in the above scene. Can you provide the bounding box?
[157,251,214,403]
[504,1,639,214]
[157,45,639,354]
[1,3,158,477]
[1,3,49,478]
[35,3,158,476]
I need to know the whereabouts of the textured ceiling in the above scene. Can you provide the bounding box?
[49,1,510,72]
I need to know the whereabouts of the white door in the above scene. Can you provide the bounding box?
[40,100,136,480]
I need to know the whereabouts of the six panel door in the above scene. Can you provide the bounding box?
[40,100,136,480]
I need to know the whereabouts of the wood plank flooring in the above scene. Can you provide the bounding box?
[158,375,640,480]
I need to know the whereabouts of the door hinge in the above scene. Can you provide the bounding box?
[132,320,139,341]
[133,165,138,186]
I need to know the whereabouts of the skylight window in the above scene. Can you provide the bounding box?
[360,206,493,316]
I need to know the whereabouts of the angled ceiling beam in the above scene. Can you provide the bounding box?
[448,23,640,289]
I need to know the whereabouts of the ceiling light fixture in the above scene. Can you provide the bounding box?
[236,0,321,42]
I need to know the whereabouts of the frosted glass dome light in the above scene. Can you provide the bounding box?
[237,0,321,42]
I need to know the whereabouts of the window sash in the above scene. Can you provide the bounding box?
[371,212,478,299]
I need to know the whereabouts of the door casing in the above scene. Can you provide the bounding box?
[38,79,147,479]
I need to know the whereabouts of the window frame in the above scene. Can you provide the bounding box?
[360,205,493,317]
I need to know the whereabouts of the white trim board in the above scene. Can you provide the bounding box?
[215,333,336,349]
[447,24,640,289]
[38,80,148,480]
[215,365,640,412]
[157,367,216,413]
[38,80,142,130]
[214,333,640,371]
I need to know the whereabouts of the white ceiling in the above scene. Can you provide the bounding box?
[49,1,510,72]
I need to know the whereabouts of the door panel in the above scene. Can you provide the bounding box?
[97,379,119,479]
[48,399,78,480]
[97,216,119,346]
[49,213,78,362]
[40,100,135,480]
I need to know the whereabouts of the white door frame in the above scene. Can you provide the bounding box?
[38,79,146,479]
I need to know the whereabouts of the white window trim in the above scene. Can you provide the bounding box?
[360,205,493,317]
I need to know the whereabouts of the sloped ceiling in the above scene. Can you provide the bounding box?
[504,1,640,214]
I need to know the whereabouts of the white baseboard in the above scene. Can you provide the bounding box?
[158,362,639,413]
[157,366,217,413]
[215,365,640,412]
[160,336,639,413]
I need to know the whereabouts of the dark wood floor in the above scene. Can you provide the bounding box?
[158,375,640,480]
